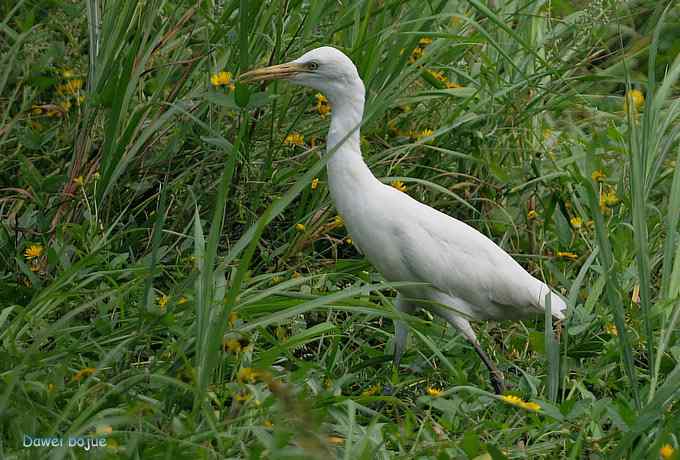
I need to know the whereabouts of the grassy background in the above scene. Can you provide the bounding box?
[1,0,680,458]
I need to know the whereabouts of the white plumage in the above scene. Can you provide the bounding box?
[241,46,567,393]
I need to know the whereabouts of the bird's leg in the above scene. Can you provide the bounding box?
[434,309,507,395]
[392,293,416,370]
[469,338,506,394]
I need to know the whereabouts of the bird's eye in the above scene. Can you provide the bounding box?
[307,61,319,71]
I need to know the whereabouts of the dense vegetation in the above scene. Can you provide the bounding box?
[1,0,679,458]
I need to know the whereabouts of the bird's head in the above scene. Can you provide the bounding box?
[240,46,363,103]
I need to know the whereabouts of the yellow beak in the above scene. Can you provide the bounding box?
[239,62,308,83]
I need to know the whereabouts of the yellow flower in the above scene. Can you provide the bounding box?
[311,177,319,190]
[345,238,352,245]
[158,295,169,313]
[74,176,85,187]
[295,223,306,232]
[228,311,238,326]
[624,89,644,112]
[47,383,56,393]
[72,367,96,382]
[178,296,188,305]
[333,215,344,227]
[527,210,538,220]
[605,323,618,336]
[409,46,423,63]
[523,402,541,411]
[263,420,273,428]
[362,384,381,396]
[238,367,258,383]
[25,244,44,260]
[391,180,407,192]
[418,37,433,47]
[59,99,72,112]
[660,444,675,460]
[292,271,301,278]
[284,132,305,146]
[557,251,578,261]
[210,71,232,87]
[426,387,442,397]
[427,69,447,83]
[234,391,251,402]
[62,69,75,78]
[591,170,606,182]
[315,93,331,118]
[500,394,541,412]
[224,339,242,353]
[602,189,620,207]
[570,216,582,229]
[414,128,434,141]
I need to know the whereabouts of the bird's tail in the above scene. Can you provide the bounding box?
[537,284,567,320]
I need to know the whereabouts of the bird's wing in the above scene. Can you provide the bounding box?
[391,193,546,317]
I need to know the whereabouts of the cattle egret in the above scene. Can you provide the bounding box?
[241,47,567,393]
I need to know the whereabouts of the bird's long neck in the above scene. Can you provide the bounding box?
[325,82,380,218]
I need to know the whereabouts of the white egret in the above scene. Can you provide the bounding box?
[241,47,567,393]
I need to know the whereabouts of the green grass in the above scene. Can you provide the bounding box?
[1,0,680,458]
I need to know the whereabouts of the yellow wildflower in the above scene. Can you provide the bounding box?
[419,37,433,47]
[62,69,75,78]
[295,223,306,232]
[311,177,319,190]
[24,244,44,260]
[74,176,85,187]
[602,189,619,207]
[292,271,301,278]
[315,93,331,118]
[238,367,258,383]
[178,296,188,305]
[158,295,169,313]
[414,128,434,141]
[284,132,304,146]
[345,238,352,245]
[557,251,578,261]
[59,99,72,112]
[527,210,538,220]
[263,420,273,428]
[224,339,242,353]
[76,95,86,105]
[409,46,423,63]
[591,170,606,182]
[333,215,344,227]
[228,311,238,326]
[570,216,583,229]
[210,71,232,87]
[660,444,675,460]
[426,387,443,397]
[362,384,381,396]
[500,394,541,412]
[523,402,541,411]
[605,323,618,336]
[427,69,447,83]
[391,180,407,192]
[234,391,251,402]
[72,367,96,382]
[624,89,644,112]
[47,383,56,393]
[66,79,83,94]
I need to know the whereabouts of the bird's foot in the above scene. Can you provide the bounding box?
[491,370,508,395]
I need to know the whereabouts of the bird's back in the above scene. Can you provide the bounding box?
[351,184,566,320]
